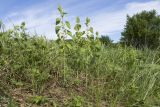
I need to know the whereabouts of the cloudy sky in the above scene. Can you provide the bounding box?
[0,0,160,42]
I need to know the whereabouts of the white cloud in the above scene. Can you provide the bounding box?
[91,1,160,41]
[4,1,59,39]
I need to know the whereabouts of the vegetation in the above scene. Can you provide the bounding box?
[121,10,160,49]
[0,6,160,107]
[99,35,113,46]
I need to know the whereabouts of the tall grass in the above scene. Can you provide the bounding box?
[0,6,160,107]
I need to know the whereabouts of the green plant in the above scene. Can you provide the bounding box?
[7,97,17,107]
[30,68,50,94]
[0,6,159,107]
[55,6,102,85]
[70,96,84,107]
[30,96,48,105]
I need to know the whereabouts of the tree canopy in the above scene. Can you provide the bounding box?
[99,35,113,46]
[121,10,160,49]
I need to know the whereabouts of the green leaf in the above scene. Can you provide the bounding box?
[89,27,93,33]
[67,30,72,36]
[0,20,3,29]
[21,22,25,27]
[56,18,61,25]
[55,26,60,34]
[82,31,85,35]
[86,17,90,26]
[76,17,80,23]
[66,43,72,49]
[63,12,68,15]
[75,32,83,37]
[74,24,81,31]
[58,5,63,14]
[96,31,99,36]
[65,21,71,29]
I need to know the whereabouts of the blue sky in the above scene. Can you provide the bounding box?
[0,0,160,42]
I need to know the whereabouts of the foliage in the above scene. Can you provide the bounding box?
[121,10,160,49]
[70,96,84,107]
[0,6,160,107]
[99,35,113,46]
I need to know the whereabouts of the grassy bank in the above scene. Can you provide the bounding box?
[0,7,160,107]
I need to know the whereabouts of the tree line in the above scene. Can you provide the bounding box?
[100,10,160,49]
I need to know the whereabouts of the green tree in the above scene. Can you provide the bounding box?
[121,10,160,49]
[99,35,113,46]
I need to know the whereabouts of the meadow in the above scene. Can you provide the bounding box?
[0,6,160,107]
